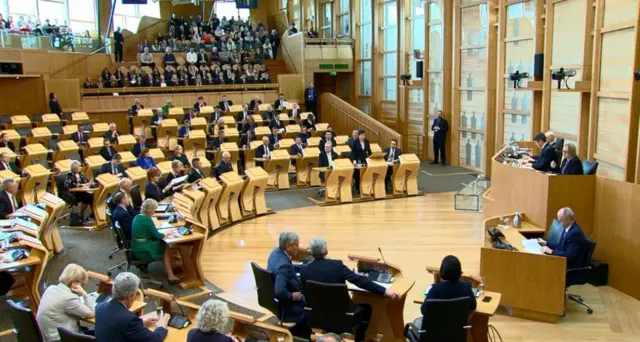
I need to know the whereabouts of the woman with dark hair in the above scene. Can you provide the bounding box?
[421,255,477,315]
[49,92,63,117]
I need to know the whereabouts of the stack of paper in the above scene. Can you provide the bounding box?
[522,239,543,254]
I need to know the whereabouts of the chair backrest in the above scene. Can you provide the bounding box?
[130,185,143,210]
[6,300,44,342]
[57,327,96,341]
[546,219,564,247]
[567,236,597,286]
[582,159,599,175]
[584,236,596,265]
[304,280,356,335]
[250,262,282,320]
[420,297,473,342]
[114,223,135,263]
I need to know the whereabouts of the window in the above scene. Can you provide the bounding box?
[360,0,371,22]
[340,0,349,13]
[69,0,96,32]
[359,99,371,115]
[293,0,301,30]
[337,0,350,37]
[384,1,397,26]
[8,0,37,18]
[384,78,397,101]
[339,14,349,36]
[360,23,372,58]
[113,1,161,33]
[360,61,372,95]
[383,53,396,75]
[214,1,250,21]
[411,1,425,51]
[281,0,287,9]
[322,1,332,38]
[38,0,66,26]
[382,1,397,51]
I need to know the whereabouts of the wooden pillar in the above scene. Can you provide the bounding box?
[451,0,461,167]
[531,0,545,137]
[397,0,408,151]
[484,0,498,176]
[442,0,453,165]
[372,0,381,121]
[541,0,553,133]
[495,0,507,153]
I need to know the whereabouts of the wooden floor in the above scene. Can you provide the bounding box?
[202,193,640,341]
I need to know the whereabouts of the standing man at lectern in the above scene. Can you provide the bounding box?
[431,110,448,165]
[384,139,402,189]
[351,130,372,195]
[255,136,272,168]
[538,207,588,269]
[300,237,400,342]
[319,143,338,183]
[267,231,311,339]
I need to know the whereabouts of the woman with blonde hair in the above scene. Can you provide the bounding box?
[187,299,233,342]
[36,263,96,341]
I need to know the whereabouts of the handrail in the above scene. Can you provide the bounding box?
[280,30,301,74]
[124,18,168,49]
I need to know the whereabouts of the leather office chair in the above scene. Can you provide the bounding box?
[303,280,361,338]
[582,159,599,175]
[404,297,473,342]
[250,261,286,323]
[106,206,125,276]
[566,237,596,314]
[546,219,564,247]
[130,185,143,211]
[57,327,96,341]
[6,299,44,342]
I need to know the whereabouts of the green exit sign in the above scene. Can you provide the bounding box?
[319,64,334,69]
[335,64,349,69]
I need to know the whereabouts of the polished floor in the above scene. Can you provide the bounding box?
[202,193,640,341]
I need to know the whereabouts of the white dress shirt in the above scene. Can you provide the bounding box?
[186,52,198,64]
[326,152,334,167]
[388,148,395,162]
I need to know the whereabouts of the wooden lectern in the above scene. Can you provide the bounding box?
[117,134,136,152]
[21,164,51,205]
[265,150,291,189]
[1,129,21,147]
[277,138,294,150]
[360,158,388,199]
[91,123,109,138]
[117,151,136,167]
[241,167,269,216]
[324,159,354,203]
[39,193,66,253]
[284,125,301,138]
[86,137,104,157]
[254,126,271,139]
[29,127,52,146]
[168,107,184,120]
[20,144,48,167]
[71,112,90,124]
[199,106,214,116]
[157,119,178,151]
[243,141,263,170]
[155,161,173,177]
[296,148,321,186]
[195,177,223,231]
[183,129,207,162]
[54,140,80,162]
[347,254,414,342]
[149,148,165,163]
[133,108,153,138]
[307,137,321,147]
[125,166,147,197]
[191,117,207,130]
[0,237,49,307]
[173,189,204,219]
[40,114,61,128]
[93,173,120,230]
[335,135,349,145]
[10,115,31,129]
[217,172,244,225]
[84,155,106,180]
[393,154,420,196]
[61,124,79,141]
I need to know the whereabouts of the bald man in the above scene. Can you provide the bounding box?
[213,151,234,179]
[254,136,272,168]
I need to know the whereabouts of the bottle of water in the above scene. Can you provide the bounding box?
[479,276,486,296]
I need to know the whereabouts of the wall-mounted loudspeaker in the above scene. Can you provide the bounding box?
[416,61,424,79]
[534,53,544,78]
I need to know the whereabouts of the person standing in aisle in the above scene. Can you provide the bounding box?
[114,27,124,63]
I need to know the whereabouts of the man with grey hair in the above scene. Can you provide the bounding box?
[267,231,310,339]
[317,333,342,342]
[213,151,234,180]
[538,207,589,269]
[301,237,400,342]
[0,178,19,219]
[0,152,16,173]
[95,272,170,341]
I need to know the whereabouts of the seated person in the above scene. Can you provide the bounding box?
[0,152,18,173]
[218,94,233,112]
[163,47,177,67]
[145,167,171,201]
[289,136,305,167]
[95,272,170,341]
[384,139,402,188]
[527,132,556,172]
[213,151,234,180]
[0,133,15,152]
[274,93,287,109]
[551,143,583,175]
[71,124,89,148]
[197,48,209,66]
[235,104,251,123]
[187,300,233,342]
[209,106,223,124]
[254,136,273,168]
[421,255,477,317]
[130,98,144,115]
[298,127,310,144]
[64,161,93,217]
[178,118,191,138]
[186,47,198,65]
[170,145,190,168]
[193,96,206,112]
[99,154,126,177]
[288,103,301,123]
[269,126,282,147]
[318,131,337,152]
[346,129,359,147]
[99,139,118,162]
[269,114,286,132]
[210,129,226,150]
[538,207,589,269]
[135,148,156,170]
[132,199,180,282]
[166,159,186,186]
[0,178,20,220]
[300,237,400,342]
[108,178,135,213]
[249,96,262,112]
[36,264,96,342]
[131,135,146,158]
[140,47,155,69]
[187,158,206,183]
[112,192,137,241]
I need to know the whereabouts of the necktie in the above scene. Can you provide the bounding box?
[328,153,333,167]
[9,194,15,212]
[561,159,571,174]
[389,149,394,162]
[108,148,112,157]
[79,132,82,141]
[298,145,303,155]
[112,164,116,174]
[265,146,270,157]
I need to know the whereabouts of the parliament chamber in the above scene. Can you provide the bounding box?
[1,0,640,342]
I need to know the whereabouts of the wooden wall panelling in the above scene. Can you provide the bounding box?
[281,32,305,75]
[277,74,305,104]
[122,18,168,61]
[531,0,545,137]
[0,78,47,116]
[407,87,425,155]
[44,79,82,112]
[452,0,462,166]
[632,2,640,183]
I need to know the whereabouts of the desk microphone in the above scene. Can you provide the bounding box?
[378,247,388,270]
[377,247,393,283]
[167,293,191,329]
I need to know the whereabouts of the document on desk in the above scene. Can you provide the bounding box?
[347,281,392,292]
[522,239,543,254]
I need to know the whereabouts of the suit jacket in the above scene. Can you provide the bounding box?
[95,299,168,342]
[131,142,146,158]
[178,125,191,138]
[289,143,305,156]
[266,247,305,322]
[383,147,402,162]
[0,141,15,152]
[218,100,233,112]
[112,205,136,240]
[274,99,287,109]
[170,154,191,168]
[235,111,251,122]
[255,145,272,167]
[547,222,589,269]
[213,161,234,179]
[145,182,164,202]
[304,87,317,103]
[269,117,286,130]
[0,161,17,174]
[99,146,118,161]
[318,137,337,151]
[0,190,18,220]
[269,133,281,146]
[351,139,372,164]
[249,99,262,112]
[431,117,449,142]
[187,329,233,342]
[553,157,584,175]
[187,168,205,183]
[422,280,477,316]
[99,162,126,178]
[70,132,88,146]
[532,143,556,172]
[103,131,120,144]
[300,257,385,297]
[288,109,301,120]
[319,151,338,168]
[36,283,96,342]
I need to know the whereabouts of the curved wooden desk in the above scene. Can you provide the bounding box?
[196,177,223,231]
[20,164,51,205]
[241,167,269,216]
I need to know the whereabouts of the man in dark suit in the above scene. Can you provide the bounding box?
[289,136,306,167]
[71,124,88,146]
[273,93,287,110]
[288,103,301,123]
[318,131,337,152]
[351,130,372,194]
[95,272,170,342]
[269,127,282,147]
[304,82,317,116]
[0,133,15,152]
[130,98,144,115]
[193,96,206,112]
[104,123,120,144]
[318,143,338,183]
[113,27,124,63]
[528,132,556,172]
[210,129,226,151]
[539,207,589,270]
[255,136,273,168]
[209,106,223,126]
[551,143,583,175]
[188,158,206,183]
[99,139,118,162]
[383,139,402,189]
[213,151,234,180]
[301,237,399,342]
[131,135,146,158]
[0,178,19,219]
[431,110,448,165]
[218,94,233,113]
[99,154,126,177]
[269,114,286,131]
[111,192,137,240]
[178,119,191,138]
[0,152,18,174]
[345,129,359,147]
[235,104,251,122]
[249,96,262,112]
[267,231,310,339]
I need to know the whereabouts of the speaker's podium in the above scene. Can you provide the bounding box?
[133,109,154,138]
[157,119,178,151]
[217,172,244,225]
[241,167,269,216]
[296,148,321,186]
[484,142,595,234]
[264,149,291,189]
[323,159,355,203]
[346,254,414,342]
[392,154,420,196]
[359,157,388,199]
